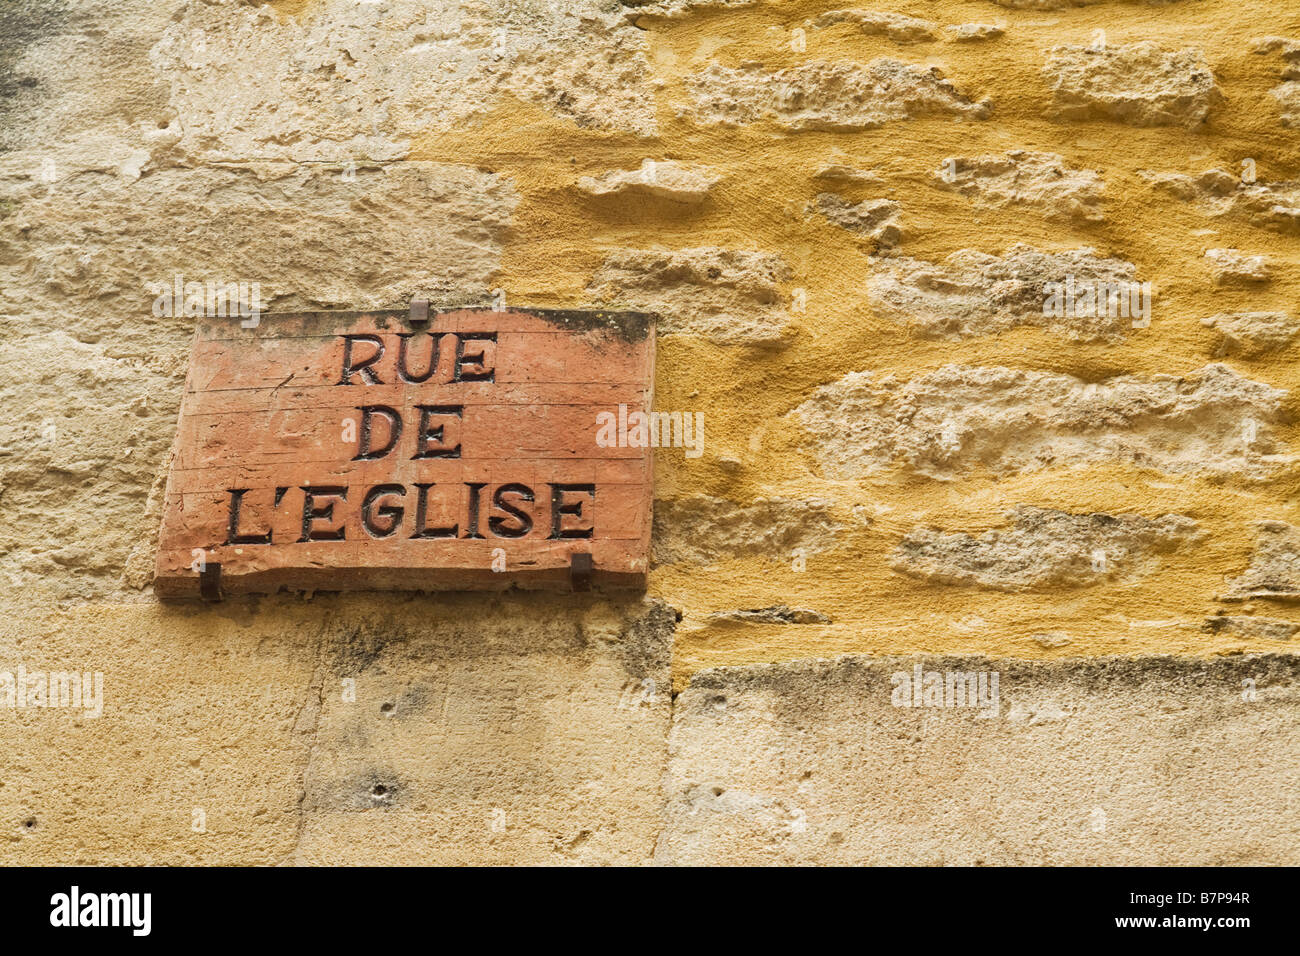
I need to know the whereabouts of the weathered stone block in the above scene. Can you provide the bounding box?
[659,655,1300,865]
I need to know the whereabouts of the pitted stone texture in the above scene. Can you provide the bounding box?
[793,363,1289,480]
[1222,521,1300,602]
[586,247,793,347]
[1269,82,1300,127]
[294,598,673,865]
[1141,168,1300,234]
[810,10,939,44]
[505,18,658,137]
[1033,631,1074,648]
[1,163,516,324]
[892,506,1200,592]
[992,0,1193,6]
[658,654,1300,865]
[682,60,991,131]
[1203,615,1298,641]
[708,606,833,625]
[0,0,656,174]
[620,0,756,17]
[144,0,658,164]
[935,150,1104,222]
[0,601,321,865]
[1205,248,1272,286]
[0,0,183,177]
[866,245,1139,341]
[1042,43,1223,128]
[1253,37,1300,127]
[577,160,720,203]
[1201,312,1298,357]
[652,496,841,566]
[0,596,673,865]
[814,194,903,247]
[946,23,1005,42]
[1254,36,1300,75]
[0,162,514,600]
[0,332,179,601]
[814,164,882,185]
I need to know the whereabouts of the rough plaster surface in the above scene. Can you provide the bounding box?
[148,0,662,159]
[3,0,1299,864]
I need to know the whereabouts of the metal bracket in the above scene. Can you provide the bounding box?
[570,552,593,592]
[409,298,429,326]
[199,562,223,602]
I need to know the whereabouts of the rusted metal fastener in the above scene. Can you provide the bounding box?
[409,298,429,326]
[199,562,224,602]
[570,552,593,592]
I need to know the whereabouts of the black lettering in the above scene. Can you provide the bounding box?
[463,482,487,539]
[361,483,406,538]
[410,483,458,539]
[549,483,595,539]
[353,405,403,461]
[454,332,496,382]
[338,334,385,385]
[396,333,440,384]
[412,405,462,459]
[489,483,534,538]
[226,488,272,545]
[299,486,348,542]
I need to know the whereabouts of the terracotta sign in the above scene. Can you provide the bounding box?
[154,307,654,598]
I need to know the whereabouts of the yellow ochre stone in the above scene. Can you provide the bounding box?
[402,0,1300,690]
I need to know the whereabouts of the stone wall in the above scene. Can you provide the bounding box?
[2,0,1297,864]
